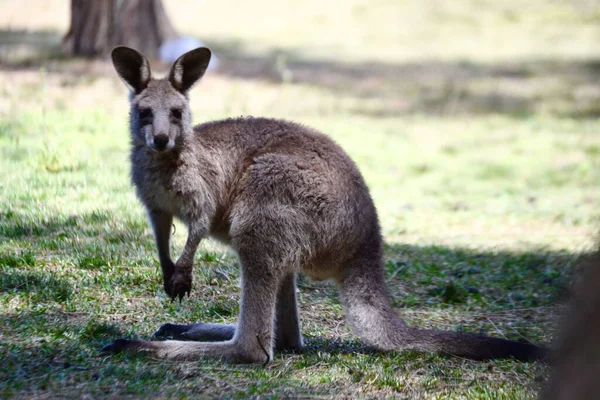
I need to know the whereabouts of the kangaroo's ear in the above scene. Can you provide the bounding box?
[111,46,152,94]
[169,47,211,93]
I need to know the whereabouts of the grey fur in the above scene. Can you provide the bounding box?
[540,254,600,400]
[104,46,547,363]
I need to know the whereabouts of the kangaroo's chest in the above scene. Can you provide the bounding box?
[134,163,194,221]
[152,181,185,216]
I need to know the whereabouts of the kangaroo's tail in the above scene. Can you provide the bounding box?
[337,257,547,362]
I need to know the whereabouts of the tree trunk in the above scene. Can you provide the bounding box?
[63,0,178,59]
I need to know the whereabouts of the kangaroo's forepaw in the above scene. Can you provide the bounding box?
[166,273,192,302]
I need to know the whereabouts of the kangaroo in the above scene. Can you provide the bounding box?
[540,253,600,400]
[103,46,547,364]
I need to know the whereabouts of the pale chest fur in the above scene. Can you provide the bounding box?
[131,148,217,225]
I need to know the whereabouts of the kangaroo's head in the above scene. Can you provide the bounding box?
[111,46,211,152]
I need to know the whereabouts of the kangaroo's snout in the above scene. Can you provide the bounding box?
[153,134,170,151]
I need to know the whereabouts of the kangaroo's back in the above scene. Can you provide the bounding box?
[190,116,380,280]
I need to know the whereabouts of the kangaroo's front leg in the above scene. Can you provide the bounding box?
[168,220,207,301]
[148,210,175,295]
[275,273,303,350]
[103,253,281,363]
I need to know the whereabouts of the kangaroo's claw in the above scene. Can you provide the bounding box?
[166,271,192,302]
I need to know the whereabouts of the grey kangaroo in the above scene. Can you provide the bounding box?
[103,46,547,363]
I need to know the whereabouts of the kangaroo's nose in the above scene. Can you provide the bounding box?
[154,134,169,150]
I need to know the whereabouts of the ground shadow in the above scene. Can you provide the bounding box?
[207,37,600,118]
[0,209,112,238]
[1,206,583,396]
[2,29,600,118]
[0,29,64,65]
[0,208,154,273]
[383,242,579,307]
[1,206,584,321]
[0,269,73,302]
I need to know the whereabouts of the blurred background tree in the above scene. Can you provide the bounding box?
[62,0,177,59]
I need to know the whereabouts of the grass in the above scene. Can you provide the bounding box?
[1,0,600,398]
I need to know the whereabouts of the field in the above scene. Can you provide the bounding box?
[1,0,600,398]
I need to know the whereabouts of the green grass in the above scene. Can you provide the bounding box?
[2,0,600,398]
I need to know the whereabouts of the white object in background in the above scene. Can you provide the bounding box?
[159,37,220,71]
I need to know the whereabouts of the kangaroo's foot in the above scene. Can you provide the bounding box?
[102,337,270,363]
[154,322,236,341]
[153,322,303,351]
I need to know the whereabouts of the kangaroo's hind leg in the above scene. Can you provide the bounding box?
[154,272,303,351]
[274,272,303,350]
[103,251,283,363]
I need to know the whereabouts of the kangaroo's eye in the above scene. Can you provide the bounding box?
[139,109,153,124]
[170,109,182,120]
